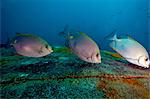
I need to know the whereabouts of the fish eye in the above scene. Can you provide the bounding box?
[45,45,48,49]
[145,58,148,61]
[96,53,99,57]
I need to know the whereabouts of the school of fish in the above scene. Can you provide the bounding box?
[11,27,150,68]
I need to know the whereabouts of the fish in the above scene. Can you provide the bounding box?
[11,33,53,57]
[60,26,101,63]
[107,33,150,68]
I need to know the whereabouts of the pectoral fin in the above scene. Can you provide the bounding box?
[10,40,17,46]
[124,57,139,64]
[38,46,44,54]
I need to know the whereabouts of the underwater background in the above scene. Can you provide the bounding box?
[1,0,150,51]
[1,0,150,98]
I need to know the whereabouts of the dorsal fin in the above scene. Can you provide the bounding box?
[127,35,134,40]
[16,32,35,37]
[16,32,30,37]
[104,29,118,41]
[59,25,69,37]
[127,35,139,43]
[16,32,22,35]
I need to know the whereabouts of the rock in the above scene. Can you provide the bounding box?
[0,46,150,98]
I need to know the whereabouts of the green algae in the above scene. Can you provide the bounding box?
[0,46,150,98]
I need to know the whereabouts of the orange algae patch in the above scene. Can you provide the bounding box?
[97,80,119,99]
[104,51,123,58]
[96,80,107,91]
[121,79,150,98]
[110,53,123,58]
[106,88,119,99]
[122,79,144,88]
[96,75,150,99]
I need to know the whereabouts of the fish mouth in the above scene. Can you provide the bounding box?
[98,60,101,63]
[96,59,101,63]
[48,48,53,53]
[94,60,101,63]
[144,65,149,68]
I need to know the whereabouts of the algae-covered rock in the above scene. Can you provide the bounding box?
[0,46,150,98]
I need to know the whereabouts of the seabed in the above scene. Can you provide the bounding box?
[0,46,150,98]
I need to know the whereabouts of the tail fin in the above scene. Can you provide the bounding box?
[58,25,71,47]
[104,29,118,41]
[59,25,69,38]
[59,25,76,41]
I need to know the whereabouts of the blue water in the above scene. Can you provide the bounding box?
[1,0,149,51]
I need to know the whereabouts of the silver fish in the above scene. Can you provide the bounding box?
[109,34,150,68]
[11,33,53,57]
